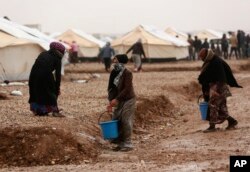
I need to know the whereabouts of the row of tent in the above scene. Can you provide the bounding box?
[0,17,227,82]
[165,27,228,41]
[52,26,189,59]
[54,26,228,59]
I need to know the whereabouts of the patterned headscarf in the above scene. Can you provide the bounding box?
[113,63,125,87]
[49,42,65,54]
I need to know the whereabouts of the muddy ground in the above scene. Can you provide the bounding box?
[0,60,249,172]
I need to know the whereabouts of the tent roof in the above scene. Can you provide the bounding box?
[56,29,105,48]
[100,36,113,42]
[0,18,49,50]
[0,18,70,50]
[165,27,188,40]
[50,32,61,38]
[196,29,225,40]
[112,25,189,47]
[0,31,38,48]
[143,25,189,46]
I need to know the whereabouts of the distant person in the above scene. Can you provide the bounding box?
[240,31,246,59]
[245,34,250,58]
[198,48,242,133]
[29,42,65,117]
[98,42,115,72]
[215,41,221,56]
[193,36,202,60]
[107,54,136,151]
[58,40,69,75]
[187,34,194,60]
[236,30,244,58]
[221,34,229,59]
[229,32,238,59]
[61,50,69,75]
[210,40,216,53]
[126,38,146,72]
[70,41,79,64]
[201,38,209,49]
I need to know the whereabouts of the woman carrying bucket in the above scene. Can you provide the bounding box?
[198,48,242,133]
[107,54,136,151]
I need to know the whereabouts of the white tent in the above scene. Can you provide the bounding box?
[0,31,43,82]
[55,29,105,57]
[165,27,188,41]
[111,25,189,59]
[100,36,113,43]
[0,18,49,82]
[0,18,71,82]
[1,17,70,82]
[0,18,50,50]
[50,32,61,39]
[195,29,226,41]
[0,18,70,49]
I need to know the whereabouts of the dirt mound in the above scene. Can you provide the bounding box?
[0,92,8,100]
[135,96,179,129]
[239,61,250,71]
[163,81,201,101]
[180,81,201,100]
[0,127,100,167]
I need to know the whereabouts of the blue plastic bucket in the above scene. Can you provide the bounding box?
[99,120,119,140]
[199,102,208,120]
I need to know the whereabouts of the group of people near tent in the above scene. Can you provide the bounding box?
[28,41,242,151]
[67,38,147,73]
[98,39,146,72]
[187,30,250,61]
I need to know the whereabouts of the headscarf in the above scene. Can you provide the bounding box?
[200,49,215,74]
[115,54,128,64]
[50,42,65,54]
[113,63,125,87]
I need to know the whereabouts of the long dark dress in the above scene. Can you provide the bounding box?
[198,55,242,122]
[29,50,62,115]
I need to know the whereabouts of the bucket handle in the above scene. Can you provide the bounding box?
[98,111,112,124]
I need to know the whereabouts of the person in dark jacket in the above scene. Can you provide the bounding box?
[193,36,202,60]
[98,42,115,72]
[198,48,242,132]
[210,40,216,53]
[126,39,146,72]
[221,34,229,59]
[29,42,65,117]
[201,38,209,49]
[187,34,194,61]
[107,54,136,151]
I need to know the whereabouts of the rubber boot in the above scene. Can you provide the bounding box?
[226,116,238,130]
[203,123,216,133]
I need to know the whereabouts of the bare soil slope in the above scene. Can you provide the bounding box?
[0,60,249,172]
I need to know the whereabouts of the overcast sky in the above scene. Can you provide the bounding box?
[0,0,249,34]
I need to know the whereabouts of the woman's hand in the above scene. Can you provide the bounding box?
[56,89,60,97]
[210,89,219,97]
[209,83,219,97]
[107,99,118,113]
[107,105,112,113]
[110,99,118,107]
